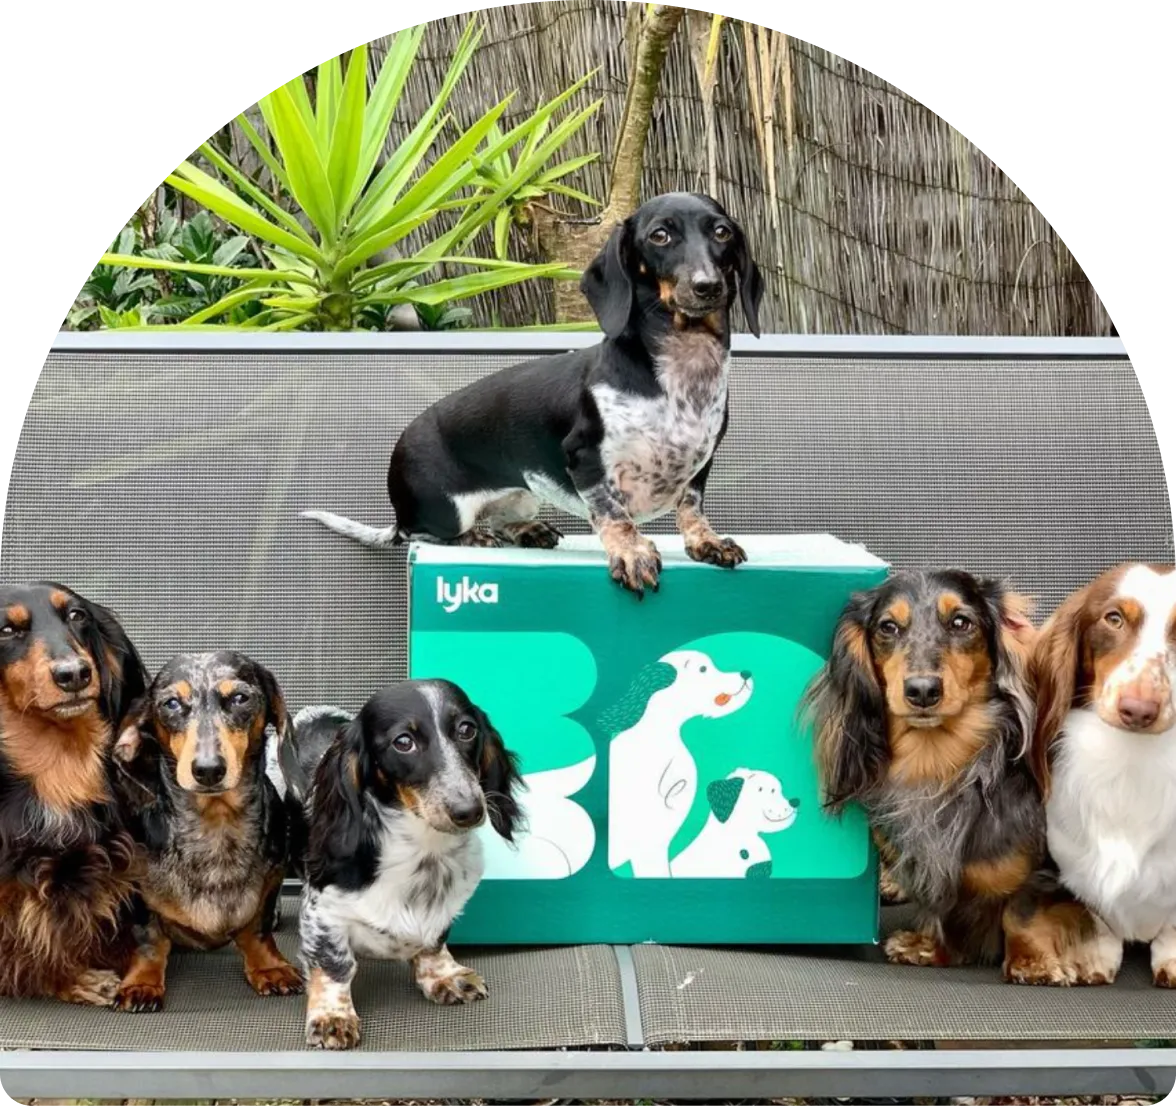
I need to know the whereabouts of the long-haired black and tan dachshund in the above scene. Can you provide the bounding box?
[0,582,146,1004]
[803,570,1043,969]
[303,192,763,598]
[111,650,302,1011]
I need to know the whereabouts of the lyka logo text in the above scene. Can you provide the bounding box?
[436,576,499,613]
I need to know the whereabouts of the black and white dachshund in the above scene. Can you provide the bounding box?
[283,680,522,1050]
[303,192,763,597]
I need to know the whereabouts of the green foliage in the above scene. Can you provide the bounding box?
[97,23,601,330]
[472,121,601,260]
[69,205,262,329]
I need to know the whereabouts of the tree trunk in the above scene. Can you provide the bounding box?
[536,4,686,324]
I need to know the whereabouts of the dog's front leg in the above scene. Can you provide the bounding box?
[234,875,304,997]
[113,914,171,1013]
[579,485,661,596]
[565,423,661,597]
[1151,923,1176,987]
[413,942,488,1006]
[676,464,746,568]
[56,968,123,1007]
[300,895,360,1049]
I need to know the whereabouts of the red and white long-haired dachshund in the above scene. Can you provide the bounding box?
[1004,563,1176,987]
[0,582,146,1004]
[804,569,1041,969]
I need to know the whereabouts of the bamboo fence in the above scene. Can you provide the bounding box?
[220,1,1110,335]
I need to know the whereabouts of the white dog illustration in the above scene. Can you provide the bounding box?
[670,768,797,879]
[479,755,596,879]
[606,650,753,878]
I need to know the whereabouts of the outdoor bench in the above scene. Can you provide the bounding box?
[0,331,1172,1101]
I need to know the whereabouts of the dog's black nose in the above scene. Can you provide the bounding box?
[448,798,485,829]
[789,797,801,809]
[51,658,92,692]
[903,676,943,709]
[192,756,227,788]
[740,670,752,680]
[691,275,723,300]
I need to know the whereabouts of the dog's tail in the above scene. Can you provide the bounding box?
[281,705,355,804]
[300,508,403,548]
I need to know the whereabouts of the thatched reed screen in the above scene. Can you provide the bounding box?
[226,1,1111,335]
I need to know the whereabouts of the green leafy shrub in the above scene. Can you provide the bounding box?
[99,22,600,330]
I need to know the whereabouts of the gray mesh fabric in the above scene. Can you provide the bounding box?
[0,903,626,1051]
[1,351,1170,710]
[634,911,1176,1044]
[0,347,1173,1051]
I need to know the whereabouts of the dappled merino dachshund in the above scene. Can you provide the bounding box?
[0,582,146,1005]
[803,570,1042,969]
[284,681,522,1050]
[302,191,763,598]
[110,650,302,1011]
[1005,563,1176,987]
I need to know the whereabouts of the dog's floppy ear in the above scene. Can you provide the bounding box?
[249,657,290,750]
[1028,583,1091,799]
[581,219,635,339]
[112,696,150,765]
[110,696,170,841]
[65,588,148,730]
[731,221,764,338]
[801,589,889,812]
[598,660,677,737]
[978,580,1037,761]
[706,776,744,823]
[305,718,370,885]
[471,704,524,842]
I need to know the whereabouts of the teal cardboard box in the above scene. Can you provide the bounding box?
[407,534,889,945]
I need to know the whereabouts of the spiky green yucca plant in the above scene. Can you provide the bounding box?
[101,23,600,330]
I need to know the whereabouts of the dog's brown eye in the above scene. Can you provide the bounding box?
[949,614,973,632]
[714,224,732,242]
[0,625,14,638]
[66,608,88,624]
[229,691,250,707]
[1105,609,1124,629]
[877,619,900,637]
[456,720,477,742]
[649,227,671,246]
[392,733,417,754]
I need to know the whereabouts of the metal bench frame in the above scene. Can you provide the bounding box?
[1,331,1172,1102]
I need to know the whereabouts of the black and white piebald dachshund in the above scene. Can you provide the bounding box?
[302,192,764,597]
[284,681,522,1050]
